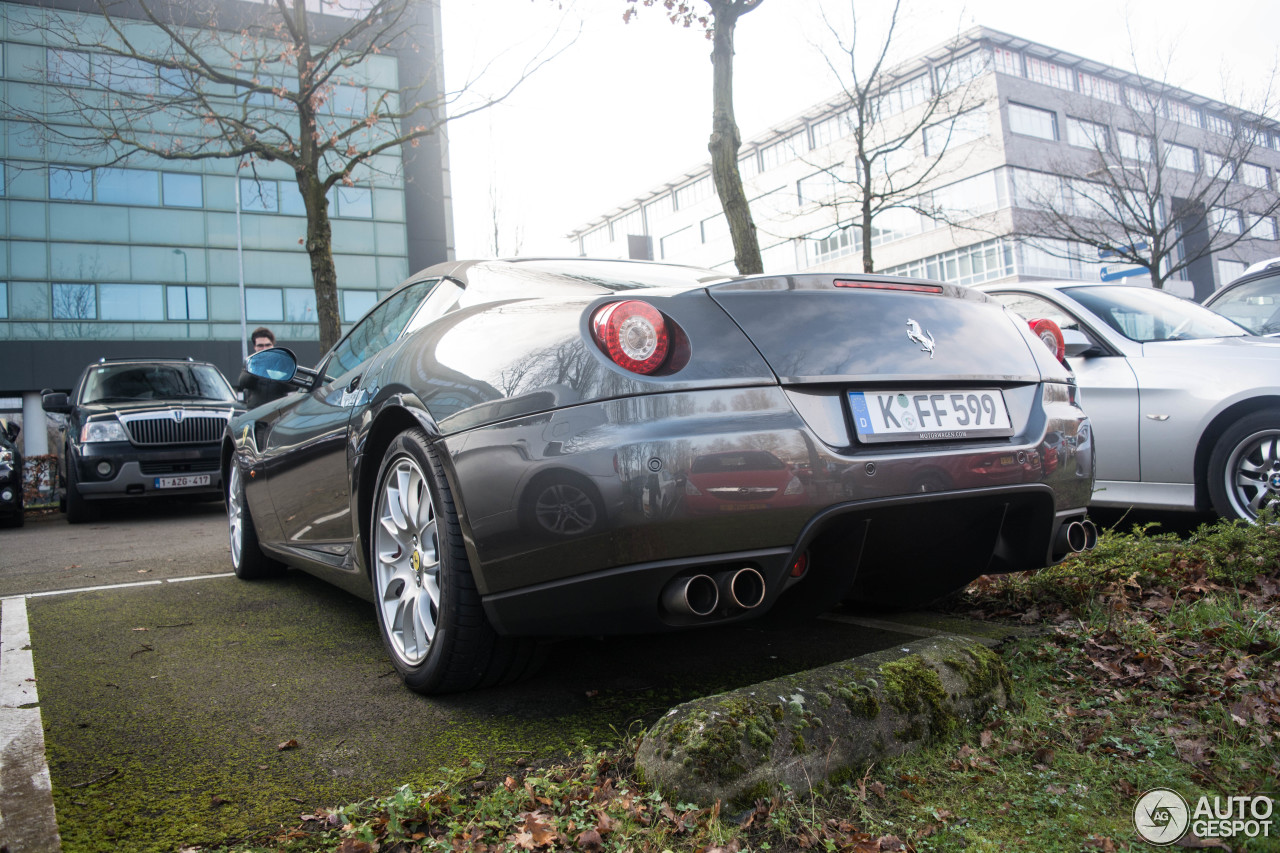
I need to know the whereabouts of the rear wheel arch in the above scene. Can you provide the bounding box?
[1194,396,1280,510]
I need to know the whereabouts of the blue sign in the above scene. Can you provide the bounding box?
[1100,264,1149,282]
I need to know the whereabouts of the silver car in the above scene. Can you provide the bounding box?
[978,281,1280,522]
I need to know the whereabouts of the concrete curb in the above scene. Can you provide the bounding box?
[636,634,1009,809]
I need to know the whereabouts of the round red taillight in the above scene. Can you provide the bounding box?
[1029,318,1065,362]
[591,300,670,374]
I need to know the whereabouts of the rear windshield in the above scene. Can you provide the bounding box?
[82,363,236,404]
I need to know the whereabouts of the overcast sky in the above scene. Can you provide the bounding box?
[438,0,1280,260]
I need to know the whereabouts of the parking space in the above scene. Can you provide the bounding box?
[2,504,935,853]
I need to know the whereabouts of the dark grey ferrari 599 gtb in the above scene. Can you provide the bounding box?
[223,258,1095,694]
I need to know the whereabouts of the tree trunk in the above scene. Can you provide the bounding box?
[707,0,762,275]
[859,180,875,273]
[298,170,342,351]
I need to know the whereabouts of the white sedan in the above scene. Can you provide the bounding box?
[978,281,1280,522]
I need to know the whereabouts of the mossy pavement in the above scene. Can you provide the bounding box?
[25,568,927,852]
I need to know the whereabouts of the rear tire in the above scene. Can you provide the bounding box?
[372,428,540,694]
[65,457,98,524]
[226,462,283,579]
[1208,408,1280,522]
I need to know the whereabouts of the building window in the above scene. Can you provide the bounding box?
[245,287,283,321]
[798,170,840,205]
[1117,130,1152,163]
[52,283,97,319]
[879,75,931,116]
[675,175,713,209]
[319,84,364,117]
[0,282,7,320]
[1203,152,1231,180]
[162,173,203,208]
[47,49,91,86]
[936,50,989,91]
[923,109,988,155]
[760,132,804,171]
[701,212,728,244]
[807,224,860,265]
[279,181,306,216]
[240,178,279,212]
[335,185,373,218]
[1025,56,1073,91]
[929,171,1005,221]
[659,226,695,260]
[1206,114,1232,136]
[1217,259,1246,285]
[1165,142,1198,172]
[992,47,1021,76]
[1165,100,1202,128]
[341,290,377,322]
[96,168,161,206]
[1066,117,1108,150]
[49,166,93,201]
[1077,72,1122,105]
[167,286,208,320]
[580,226,609,256]
[1008,103,1057,140]
[1245,214,1279,241]
[645,194,674,227]
[95,55,157,96]
[1210,207,1242,235]
[285,288,316,323]
[609,208,643,242]
[1239,163,1270,189]
[811,111,853,148]
[880,238,1015,286]
[101,283,163,321]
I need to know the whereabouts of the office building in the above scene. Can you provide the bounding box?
[568,27,1280,300]
[0,0,453,461]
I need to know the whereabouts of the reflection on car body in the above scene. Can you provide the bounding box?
[224,259,1094,694]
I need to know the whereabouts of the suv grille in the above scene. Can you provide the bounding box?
[121,413,228,446]
[138,459,220,475]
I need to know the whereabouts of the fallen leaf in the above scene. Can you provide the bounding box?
[575,828,603,852]
[277,739,299,751]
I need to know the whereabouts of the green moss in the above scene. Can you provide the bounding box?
[791,732,807,754]
[879,654,957,743]
[665,696,780,784]
[834,679,880,719]
[940,645,1012,702]
[728,779,774,812]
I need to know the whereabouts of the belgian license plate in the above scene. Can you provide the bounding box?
[848,389,1014,443]
[154,474,211,489]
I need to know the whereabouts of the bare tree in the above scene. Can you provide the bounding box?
[807,0,989,273]
[11,0,569,350]
[623,0,765,274]
[1011,69,1280,294]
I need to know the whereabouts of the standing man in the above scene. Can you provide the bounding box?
[237,326,291,409]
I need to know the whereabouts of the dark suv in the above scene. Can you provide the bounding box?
[42,358,243,523]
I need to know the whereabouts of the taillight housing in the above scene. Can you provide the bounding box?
[1029,318,1065,362]
[591,300,671,375]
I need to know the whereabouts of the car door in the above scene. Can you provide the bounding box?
[988,290,1142,483]
[257,279,440,550]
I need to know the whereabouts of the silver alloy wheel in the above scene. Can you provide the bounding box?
[228,464,246,568]
[375,455,441,666]
[533,483,598,535]
[1224,427,1280,521]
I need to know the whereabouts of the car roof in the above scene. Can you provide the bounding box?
[1205,263,1280,303]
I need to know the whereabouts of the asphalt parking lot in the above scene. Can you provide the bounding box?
[0,502,945,853]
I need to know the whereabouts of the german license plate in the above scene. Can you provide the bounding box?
[848,389,1013,443]
[154,474,211,489]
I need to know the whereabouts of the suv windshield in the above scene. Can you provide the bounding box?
[1206,272,1280,335]
[82,363,236,404]
[1066,285,1248,343]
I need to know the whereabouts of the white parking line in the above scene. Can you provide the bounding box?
[1,597,62,853]
[0,571,233,852]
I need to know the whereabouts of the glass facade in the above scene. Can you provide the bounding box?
[0,1,423,351]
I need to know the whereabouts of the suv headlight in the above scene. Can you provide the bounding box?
[81,420,129,444]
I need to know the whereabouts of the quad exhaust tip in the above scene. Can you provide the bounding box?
[1057,518,1099,556]
[717,567,766,610]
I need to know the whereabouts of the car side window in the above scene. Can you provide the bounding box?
[990,292,1085,333]
[1211,274,1280,335]
[402,279,463,337]
[326,278,440,378]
